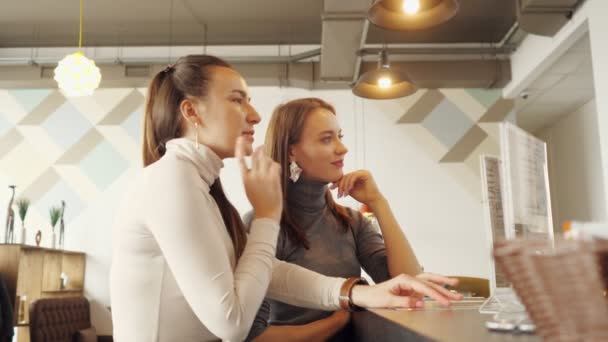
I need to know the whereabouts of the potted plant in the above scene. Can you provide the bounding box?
[15,198,30,245]
[49,206,61,249]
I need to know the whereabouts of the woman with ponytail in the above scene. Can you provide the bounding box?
[110,55,459,342]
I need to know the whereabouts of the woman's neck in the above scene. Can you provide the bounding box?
[287,177,328,213]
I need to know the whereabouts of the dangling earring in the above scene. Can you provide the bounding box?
[194,122,200,149]
[289,160,302,183]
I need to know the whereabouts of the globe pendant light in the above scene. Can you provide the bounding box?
[54,0,101,97]
[352,50,417,100]
[368,0,460,31]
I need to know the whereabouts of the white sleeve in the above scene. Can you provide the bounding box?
[145,163,279,342]
[267,258,344,310]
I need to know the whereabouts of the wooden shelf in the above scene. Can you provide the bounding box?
[0,245,86,342]
[41,289,83,294]
[0,243,84,255]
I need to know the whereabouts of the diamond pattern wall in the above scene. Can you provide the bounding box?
[0,88,142,246]
[389,88,514,198]
[0,112,12,137]
[79,141,128,190]
[8,89,53,113]
[422,98,475,149]
[42,102,93,150]
[0,86,512,245]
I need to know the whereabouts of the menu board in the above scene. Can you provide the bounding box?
[480,155,509,289]
[500,122,554,241]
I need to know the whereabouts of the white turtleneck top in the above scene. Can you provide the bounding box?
[110,138,344,342]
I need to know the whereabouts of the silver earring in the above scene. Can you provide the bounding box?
[194,122,200,149]
[289,160,302,183]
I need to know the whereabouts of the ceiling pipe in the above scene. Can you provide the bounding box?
[0,46,322,67]
[0,41,526,67]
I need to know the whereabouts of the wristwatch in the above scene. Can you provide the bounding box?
[338,277,369,311]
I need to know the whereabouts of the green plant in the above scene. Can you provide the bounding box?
[49,206,62,230]
[16,198,30,223]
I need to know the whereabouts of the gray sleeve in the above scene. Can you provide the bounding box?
[350,209,391,283]
[245,299,270,342]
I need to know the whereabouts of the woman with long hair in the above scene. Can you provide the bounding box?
[247,98,462,341]
[110,58,459,342]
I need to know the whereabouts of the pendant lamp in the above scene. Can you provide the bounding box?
[352,50,417,100]
[368,0,460,31]
[54,0,101,97]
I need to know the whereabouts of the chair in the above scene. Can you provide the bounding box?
[446,276,490,298]
[29,297,113,342]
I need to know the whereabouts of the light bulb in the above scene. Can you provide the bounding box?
[378,77,393,89]
[402,0,420,14]
[54,52,101,97]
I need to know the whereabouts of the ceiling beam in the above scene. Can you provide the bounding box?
[319,0,370,82]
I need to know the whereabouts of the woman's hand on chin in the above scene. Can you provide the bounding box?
[330,170,384,208]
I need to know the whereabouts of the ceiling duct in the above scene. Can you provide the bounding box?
[516,0,581,37]
[319,0,370,82]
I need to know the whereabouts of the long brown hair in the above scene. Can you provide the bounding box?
[142,55,247,259]
[265,98,353,249]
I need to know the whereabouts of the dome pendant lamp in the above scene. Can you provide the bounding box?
[352,50,417,100]
[368,0,460,31]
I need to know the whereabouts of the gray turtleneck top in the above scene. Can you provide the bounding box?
[244,178,391,340]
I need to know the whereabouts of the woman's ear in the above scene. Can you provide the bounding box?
[288,145,296,163]
[180,98,205,126]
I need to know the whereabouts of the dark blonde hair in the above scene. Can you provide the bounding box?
[142,55,247,259]
[265,98,353,249]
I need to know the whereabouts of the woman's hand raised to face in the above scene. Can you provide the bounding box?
[235,137,283,222]
[350,274,464,310]
[330,170,384,208]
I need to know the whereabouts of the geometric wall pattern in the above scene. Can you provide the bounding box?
[0,88,146,245]
[0,86,512,244]
[399,88,514,162]
[372,88,514,198]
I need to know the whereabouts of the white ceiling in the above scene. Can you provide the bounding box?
[516,34,595,133]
